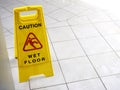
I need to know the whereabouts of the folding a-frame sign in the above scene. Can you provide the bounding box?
[14,6,54,82]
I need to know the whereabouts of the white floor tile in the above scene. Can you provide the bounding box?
[79,37,112,55]
[18,2,57,15]
[116,51,120,57]
[7,48,18,68]
[60,57,98,82]
[49,43,57,61]
[47,21,68,28]
[1,15,14,30]
[64,3,88,15]
[77,9,96,16]
[94,22,120,36]
[89,52,120,76]
[35,84,68,90]
[5,35,14,48]
[67,16,91,26]
[0,7,12,18]
[20,0,46,5]
[43,3,59,15]
[115,21,120,27]
[68,78,105,90]
[1,26,6,32]
[73,1,92,9]
[48,9,74,21]
[53,40,85,60]
[8,48,14,60]
[105,34,120,51]
[107,12,120,21]
[3,1,25,12]
[8,28,14,34]
[71,24,100,39]
[45,16,58,26]
[3,30,12,37]
[10,59,18,68]
[102,74,120,90]
[11,67,30,90]
[87,11,111,23]
[46,0,73,8]
[30,62,65,89]
[0,0,20,7]
[48,26,75,42]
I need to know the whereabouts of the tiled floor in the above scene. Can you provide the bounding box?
[1,0,120,90]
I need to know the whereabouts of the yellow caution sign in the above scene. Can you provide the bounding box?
[14,6,54,82]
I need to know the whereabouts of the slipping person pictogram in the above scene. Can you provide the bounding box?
[23,32,43,51]
[26,37,38,49]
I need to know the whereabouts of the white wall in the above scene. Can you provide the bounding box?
[0,19,15,90]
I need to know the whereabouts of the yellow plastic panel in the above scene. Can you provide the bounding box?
[14,6,54,82]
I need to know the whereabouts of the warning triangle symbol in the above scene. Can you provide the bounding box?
[23,32,43,51]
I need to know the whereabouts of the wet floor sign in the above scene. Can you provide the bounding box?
[14,6,54,82]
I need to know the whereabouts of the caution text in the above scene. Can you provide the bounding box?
[19,23,42,30]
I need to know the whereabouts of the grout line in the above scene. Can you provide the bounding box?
[17,0,28,5]
[46,9,62,22]
[61,7,78,16]
[7,47,14,49]
[66,19,108,90]
[1,14,13,20]
[49,34,119,43]
[67,77,99,84]
[46,23,69,29]
[45,1,72,10]
[6,3,26,13]
[46,6,81,22]
[57,50,118,61]
[28,79,31,90]
[30,73,120,90]
[45,8,61,16]
[31,83,66,90]
[57,56,87,61]
[44,0,76,16]
[10,50,117,69]
[31,77,100,90]
[47,25,69,29]
[5,28,14,34]
[101,73,120,78]
[50,39,77,43]
[29,31,70,90]
[86,16,113,90]
[31,72,120,90]
[0,14,12,19]
[47,19,119,30]
[47,31,70,90]
[87,12,120,89]
[106,12,120,33]
[29,72,120,90]
[63,7,90,17]
[89,13,120,71]
[104,11,120,22]
[92,20,119,24]
[0,5,12,13]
